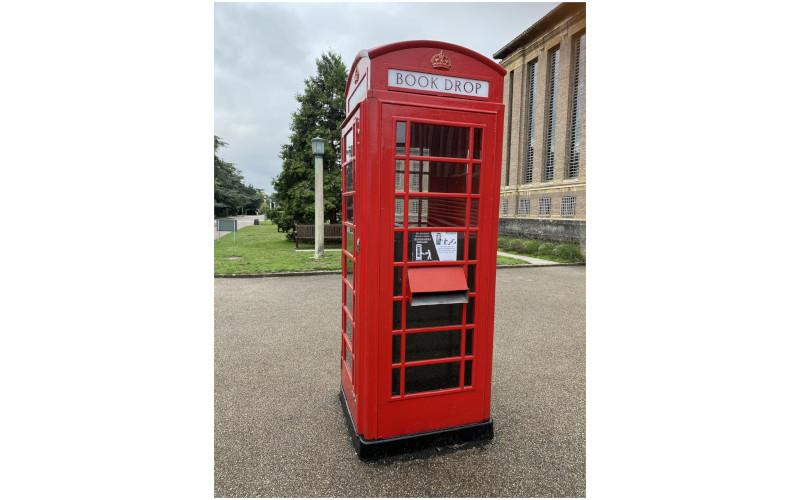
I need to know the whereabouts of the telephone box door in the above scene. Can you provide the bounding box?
[378,103,498,439]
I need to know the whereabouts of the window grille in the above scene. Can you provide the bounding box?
[501,198,509,216]
[504,70,514,186]
[543,47,559,182]
[561,196,576,217]
[539,197,551,216]
[568,33,585,178]
[523,60,537,184]
[518,198,530,216]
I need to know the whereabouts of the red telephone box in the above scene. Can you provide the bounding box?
[339,41,506,460]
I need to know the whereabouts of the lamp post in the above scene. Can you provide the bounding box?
[311,137,325,259]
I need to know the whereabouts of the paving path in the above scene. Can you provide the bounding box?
[215,266,585,497]
[497,250,558,265]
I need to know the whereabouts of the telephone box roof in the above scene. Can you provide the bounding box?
[345,40,506,96]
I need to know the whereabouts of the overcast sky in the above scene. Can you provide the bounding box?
[214,2,557,194]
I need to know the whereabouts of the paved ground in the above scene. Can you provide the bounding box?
[214,215,263,240]
[215,266,585,497]
[496,250,558,266]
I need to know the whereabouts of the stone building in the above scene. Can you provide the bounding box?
[493,2,586,246]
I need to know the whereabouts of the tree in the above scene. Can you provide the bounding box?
[214,136,263,217]
[272,51,347,235]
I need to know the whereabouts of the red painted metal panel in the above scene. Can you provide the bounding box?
[407,267,467,294]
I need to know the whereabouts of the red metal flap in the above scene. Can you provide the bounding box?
[407,267,468,294]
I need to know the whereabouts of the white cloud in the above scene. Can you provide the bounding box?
[214,2,557,193]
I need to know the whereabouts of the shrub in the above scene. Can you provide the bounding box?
[508,238,528,252]
[522,240,540,255]
[553,243,583,261]
[537,242,555,256]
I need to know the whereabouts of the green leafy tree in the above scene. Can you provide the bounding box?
[214,136,263,216]
[272,51,347,235]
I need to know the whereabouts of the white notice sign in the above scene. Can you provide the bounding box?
[388,69,489,98]
[410,232,458,262]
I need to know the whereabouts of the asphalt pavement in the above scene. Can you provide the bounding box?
[215,266,585,497]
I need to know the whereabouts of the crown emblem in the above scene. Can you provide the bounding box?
[353,68,360,82]
[430,50,452,70]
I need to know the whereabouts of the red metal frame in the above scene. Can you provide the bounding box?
[341,41,505,442]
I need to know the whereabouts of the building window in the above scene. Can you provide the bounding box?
[504,70,514,186]
[523,60,537,184]
[567,33,585,179]
[560,196,576,217]
[543,46,560,182]
[539,197,551,216]
[518,198,530,216]
[501,198,509,216]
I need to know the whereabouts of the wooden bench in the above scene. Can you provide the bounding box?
[295,224,342,248]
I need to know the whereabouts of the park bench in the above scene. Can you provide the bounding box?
[295,223,342,248]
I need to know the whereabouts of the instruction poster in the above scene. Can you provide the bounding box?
[409,232,458,262]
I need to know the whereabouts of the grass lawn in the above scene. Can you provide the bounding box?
[215,221,529,274]
[215,222,341,274]
[497,255,529,266]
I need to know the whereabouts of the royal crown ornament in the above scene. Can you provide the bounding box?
[430,50,452,70]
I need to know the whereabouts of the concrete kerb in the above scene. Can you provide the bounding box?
[213,262,584,279]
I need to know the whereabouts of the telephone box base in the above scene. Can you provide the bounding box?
[339,389,494,461]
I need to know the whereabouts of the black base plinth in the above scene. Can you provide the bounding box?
[339,389,494,461]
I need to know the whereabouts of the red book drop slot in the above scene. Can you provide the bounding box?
[407,267,469,306]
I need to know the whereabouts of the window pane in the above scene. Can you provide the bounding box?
[393,300,402,330]
[391,368,400,396]
[344,195,354,223]
[466,297,475,324]
[467,265,476,291]
[396,121,406,155]
[468,233,478,260]
[345,129,353,161]
[406,302,462,329]
[470,199,479,227]
[407,197,466,227]
[544,47,560,182]
[465,329,473,355]
[345,282,354,315]
[394,197,404,227]
[539,197,551,216]
[392,335,401,363]
[473,128,482,159]
[345,257,354,286]
[568,34,585,178]
[471,164,480,194]
[405,362,460,394]
[410,123,469,158]
[408,161,468,194]
[405,329,462,361]
[346,347,353,375]
[345,315,353,344]
[393,266,403,296]
[395,160,405,191]
[561,196,576,217]
[464,360,473,387]
[394,231,403,261]
[524,60,538,184]
[345,226,354,255]
[345,162,354,192]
